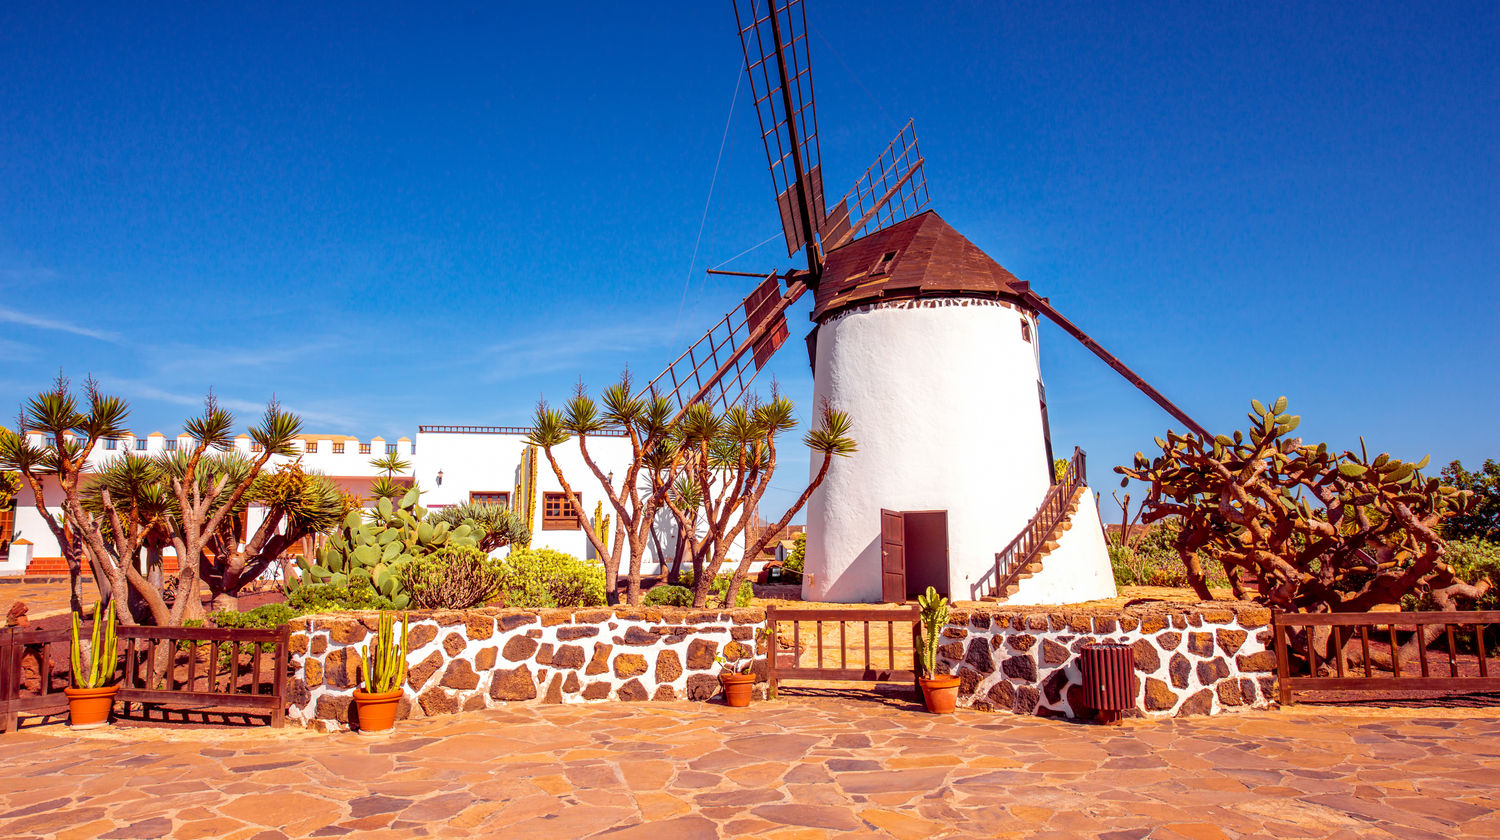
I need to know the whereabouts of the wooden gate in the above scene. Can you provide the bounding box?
[880,509,906,603]
[765,605,920,699]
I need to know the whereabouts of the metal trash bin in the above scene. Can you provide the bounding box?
[1081,643,1135,724]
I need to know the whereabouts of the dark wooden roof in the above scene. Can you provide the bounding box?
[811,210,1030,322]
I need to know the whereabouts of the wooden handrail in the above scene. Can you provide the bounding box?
[989,447,1086,600]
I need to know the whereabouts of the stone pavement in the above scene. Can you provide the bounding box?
[0,694,1497,839]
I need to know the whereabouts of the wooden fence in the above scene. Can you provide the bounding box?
[1273,610,1500,704]
[765,606,920,698]
[0,623,291,732]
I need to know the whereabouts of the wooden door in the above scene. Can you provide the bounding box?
[902,510,950,599]
[880,509,906,603]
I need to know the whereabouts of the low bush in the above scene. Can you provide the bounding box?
[676,569,754,606]
[399,545,504,609]
[1109,520,1229,589]
[642,584,693,607]
[211,603,296,630]
[494,548,606,608]
[286,581,396,613]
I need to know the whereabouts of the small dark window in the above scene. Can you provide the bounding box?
[471,491,511,507]
[870,250,898,276]
[542,492,582,530]
[1021,320,1032,343]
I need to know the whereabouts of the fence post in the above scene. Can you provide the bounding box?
[0,630,18,734]
[765,607,778,701]
[272,625,290,728]
[1273,612,1293,707]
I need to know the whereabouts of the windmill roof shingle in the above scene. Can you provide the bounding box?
[812,210,1030,321]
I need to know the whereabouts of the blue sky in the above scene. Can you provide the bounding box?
[1,1,1495,520]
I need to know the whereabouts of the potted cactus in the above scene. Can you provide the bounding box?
[916,587,960,713]
[352,611,408,734]
[65,600,120,729]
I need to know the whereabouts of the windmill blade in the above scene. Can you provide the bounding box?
[1021,290,1211,439]
[734,0,825,259]
[823,119,930,252]
[643,273,806,417]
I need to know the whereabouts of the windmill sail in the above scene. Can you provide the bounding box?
[734,0,825,258]
[643,275,805,416]
[823,119,930,252]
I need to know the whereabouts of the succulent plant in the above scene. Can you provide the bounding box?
[361,611,408,694]
[291,486,474,608]
[916,586,949,680]
[71,600,119,689]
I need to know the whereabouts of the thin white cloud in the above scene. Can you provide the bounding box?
[99,379,359,433]
[0,306,120,343]
[480,322,679,383]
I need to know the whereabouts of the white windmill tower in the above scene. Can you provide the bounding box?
[642,0,1210,605]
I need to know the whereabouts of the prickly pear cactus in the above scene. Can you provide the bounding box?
[293,486,474,608]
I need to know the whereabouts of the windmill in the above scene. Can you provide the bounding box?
[644,0,1209,605]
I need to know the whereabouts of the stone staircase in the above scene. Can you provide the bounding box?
[982,486,1084,602]
[982,447,1087,603]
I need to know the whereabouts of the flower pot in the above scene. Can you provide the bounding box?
[720,673,754,707]
[919,674,961,714]
[352,688,403,734]
[64,685,119,730]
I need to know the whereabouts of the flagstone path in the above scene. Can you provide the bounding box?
[1,694,1497,839]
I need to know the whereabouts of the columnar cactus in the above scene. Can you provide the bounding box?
[292,486,474,608]
[916,586,948,680]
[70,600,118,689]
[361,611,409,694]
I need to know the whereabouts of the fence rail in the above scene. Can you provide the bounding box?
[0,622,291,732]
[765,606,920,698]
[1273,610,1500,704]
[418,425,628,437]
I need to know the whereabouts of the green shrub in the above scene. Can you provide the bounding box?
[1108,520,1228,589]
[781,532,806,584]
[211,603,296,630]
[399,545,504,609]
[494,548,606,608]
[286,581,396,613]
[642,585,693,607]
[676,570,755,606]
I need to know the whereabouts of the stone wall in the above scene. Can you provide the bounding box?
[288,606,764,730]
[937,603,1277,718]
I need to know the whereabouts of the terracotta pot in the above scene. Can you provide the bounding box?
[919,674,961,714]
[352,688,403,734]
[720,672,754,707]
[64,685,119,730]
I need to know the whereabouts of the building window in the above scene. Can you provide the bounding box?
[305,441,318,454]
[165,440,178,452]
[332,443,345,454]
[135,439,147,450]
[470,491,510,507]
[104,439,118,451]
[251,441,263,453]
[386,443,398,455]
[359,443,372,455]
[0,505,13,545]
[1020,319,1032,343]
[542,492,582,530]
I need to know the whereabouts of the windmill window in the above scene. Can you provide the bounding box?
[471,491,511,507]
[1021,320,1032,343]
[870,251,899,276]
[359,443,372,455]
[135,439,147,450]
[332,443,345,454]
[542,492,582,530]
[305,442,318,453]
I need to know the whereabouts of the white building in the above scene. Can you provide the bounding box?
[3,425,733,581]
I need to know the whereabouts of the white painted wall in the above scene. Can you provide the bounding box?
[804,298,1056,603]
[1005,486,1117,605]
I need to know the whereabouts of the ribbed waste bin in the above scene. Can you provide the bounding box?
[1081,643,1135,724]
